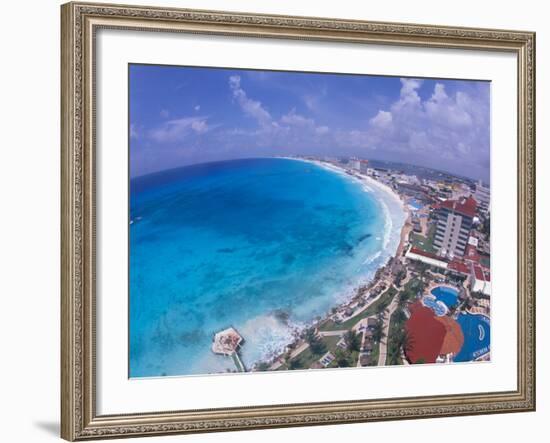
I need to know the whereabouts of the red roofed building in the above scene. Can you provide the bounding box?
[448,259,470,276]
[440,196,478,218]
[434,196,478,259]
[464,244,481,263]
[470,263,491,296]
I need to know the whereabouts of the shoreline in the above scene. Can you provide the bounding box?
[251,157,410,371]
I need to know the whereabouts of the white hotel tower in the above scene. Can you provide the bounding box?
[433,196,478,258]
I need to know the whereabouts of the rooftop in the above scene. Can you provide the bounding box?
[472,264,491,282]
[448,260,470,275]
[464,244,481,263]
[406,247,449,269]
[211,327,243,355]
[409,247,445,262]
[440,196,478,218]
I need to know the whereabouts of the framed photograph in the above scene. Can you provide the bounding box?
[61,1,536,440]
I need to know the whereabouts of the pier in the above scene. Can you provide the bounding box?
[212,327,246,372]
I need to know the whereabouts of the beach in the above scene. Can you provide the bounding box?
[254,158,410,371]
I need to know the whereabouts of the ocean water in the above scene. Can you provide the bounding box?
[129,158,405,377]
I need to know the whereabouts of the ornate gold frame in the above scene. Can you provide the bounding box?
[61,2,536,440]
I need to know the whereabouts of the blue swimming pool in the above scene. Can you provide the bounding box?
[431,286,459,309]
[454,313,490,362]
[408,199,424,210]
[422,295,447,316]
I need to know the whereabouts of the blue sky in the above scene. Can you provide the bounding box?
[129,64,490,181]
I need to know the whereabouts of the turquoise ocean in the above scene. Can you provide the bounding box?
[129,158,405,377]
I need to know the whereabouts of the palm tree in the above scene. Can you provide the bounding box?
[256,361,270,371]
[397,290,409,309]
[305,328,327,356]
[335,349,352,367]
[416,262,430,285]
[393,308,407,325]
[376,305,388,324]
[289,358,303,370]
[375,301,388,318]
[395,328,412,354]
[388,340,401,365]
[371,319,385,344]
[344,330,361,353]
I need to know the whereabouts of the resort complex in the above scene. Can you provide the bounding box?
[212,156,491,372]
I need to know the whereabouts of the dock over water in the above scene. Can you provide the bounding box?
[212,327,246,372]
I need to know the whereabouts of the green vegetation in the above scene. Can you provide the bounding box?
[282,334,343,371]
[320,286,398,331]
[344,330,361,352]
[322,335,341,351]
[384,280,422,365]
[367,340,380,366]
[402,277,425,300]
[277,278,424,371]
[305,328,327,355]
[410,223,437,254]
[386,308,409,365]
[255,361,270,371]
[393,269,407,287]
[284,346,319,370]
[289,357,304,370]
[334,349,354,367]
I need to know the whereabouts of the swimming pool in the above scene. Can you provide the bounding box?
[422,295,448,317]
[431,286,459,309]
[408,199,424,211]
[454,313,490,362]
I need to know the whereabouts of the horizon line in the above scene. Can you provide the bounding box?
[130,155,487,184]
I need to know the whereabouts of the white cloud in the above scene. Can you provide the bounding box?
[229,75,273,127]
[194,105,200,111]
[190,119,208,133]
[424,83,473,128]
[227,79,330,143]
[393,78,423,111]
[281,109,315,127]
[149,116,209,142]
[369,110,392,128]
[360,78,489,177]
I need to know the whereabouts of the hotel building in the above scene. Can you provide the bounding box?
[359,160,369,174]
[470,262,491,296]
[348,158,360,171]
[474,180,490,213]
[433,196,478,259]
